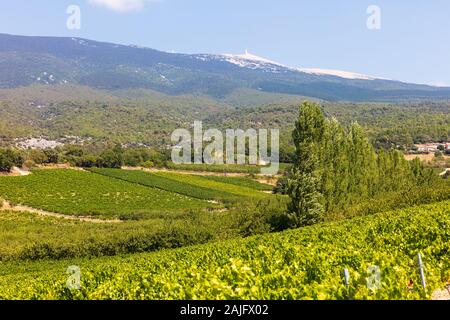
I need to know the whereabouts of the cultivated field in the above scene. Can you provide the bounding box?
[153,171,268,199]
[165,162,289,174]
[0,169,215,219]
[0,200,449,300]
[0,168,277,262]
[89,168,272,203]
[0,166,448,300]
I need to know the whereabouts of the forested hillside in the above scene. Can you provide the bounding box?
[0,85,448,152]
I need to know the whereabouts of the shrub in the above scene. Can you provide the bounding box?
[43,149,59,164]
[96,150,123,168]
[79,155,97,168]
[142,160,154,168]
[0,152,14,172]
[27,149,48,165]
[273,171,289,195]
[0,149,23,172]
[235,198,290,237]
[22,160,36,170]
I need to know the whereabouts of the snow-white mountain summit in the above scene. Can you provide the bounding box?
[206,50,382,80]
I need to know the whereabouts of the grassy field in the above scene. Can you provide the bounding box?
[0,200,448,300]
[0,170,213,219]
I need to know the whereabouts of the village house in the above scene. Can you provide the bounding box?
[414,142,450,153]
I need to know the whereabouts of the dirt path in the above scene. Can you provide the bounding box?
[432,287,450,300]
[404,154,450,162]
[439,168,450,177]
[0,167,31,177]
[256,177,278,186]
[37,164,85,171]
[12,167,31,176]
[0,200,122,224]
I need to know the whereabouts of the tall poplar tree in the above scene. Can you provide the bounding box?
[287,102,325,226]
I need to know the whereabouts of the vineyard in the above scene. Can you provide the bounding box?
[0,200,449,299]
[0,168,277,261]
[153,171,269,199]
[165,163,290,174]
[165,163,268,174]
[0,170,214,219]
[0,208,238,261]
[88,168,268,203]
[199,175,274,191]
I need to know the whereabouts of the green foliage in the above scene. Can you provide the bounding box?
[199,175,273,191]
[43,149,59,164]
[0,209,239,262]
[327,180,450,220]
[0,148,23,172]
[235,198,290,237]
[166,163,268,174]
[154,171,269,200]
[95,145,123,169]
[287,171,324,226]
[0,85,448,151]
[287,102,325,226]
[292,102,326,173]
[88,168,243,203]
[273,172,289,195]
[79,155,97,168]
[0,200,449,300]
[121,147,168,168]
[27,149,49,165]
[210,101,449,150]
[0,151,14,172]
[286,102,438,225]
[0,170,211,218]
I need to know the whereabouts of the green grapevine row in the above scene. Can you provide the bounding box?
[0,200,448,299]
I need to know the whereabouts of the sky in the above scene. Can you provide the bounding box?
[1,0,450,86]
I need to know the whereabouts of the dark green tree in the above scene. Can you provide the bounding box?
[0,149,24,172]
[0,149,14,172]
[287,102,325,226]
[96,144,124,168]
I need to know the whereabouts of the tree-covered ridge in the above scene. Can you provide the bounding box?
[0,85,449,152]
[207,101,450,150]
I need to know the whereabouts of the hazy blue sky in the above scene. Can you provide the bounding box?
[1,0,450,85]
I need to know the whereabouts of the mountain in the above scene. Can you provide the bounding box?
[1,33,450,102]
